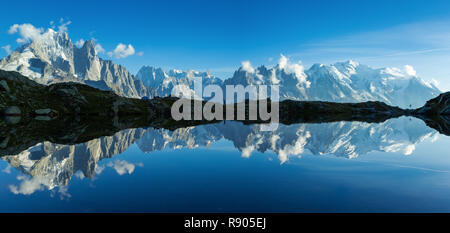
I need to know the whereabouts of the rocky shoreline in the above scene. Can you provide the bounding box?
[1,69,449,155]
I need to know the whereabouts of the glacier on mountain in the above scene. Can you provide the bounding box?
[222,57,441,108]
[135,55,441,108]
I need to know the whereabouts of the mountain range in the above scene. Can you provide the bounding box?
[0,29,442,108]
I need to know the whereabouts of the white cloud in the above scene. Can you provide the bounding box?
[431,78,440,87]
[74,171,85,180]
[56,186,71,200]
[8,23,44,43]
[276,131,310,164]
[2,164,11,174]
[2,45,11,54]
[241,60,255,73]
[107,160,135,175]
[95,43,105,54]
[430,133,439,143]
[57,18,71,32]
[278,54,310,87]
[9,175,45,195]
[75,39,85,48]
[95,165,105,175]
[7,20,72,45]
[6,21,145,63]
[404,65,417,76]
[278,54,288,69]
[241,145,255,158]
[403,144,416,155]
[107,43,135,59]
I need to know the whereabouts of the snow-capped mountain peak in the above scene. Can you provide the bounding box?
[26,29,73,65]
[135,55,440,108]
[0,30,152,98]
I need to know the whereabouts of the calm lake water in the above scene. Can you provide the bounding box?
[1,116,450,212]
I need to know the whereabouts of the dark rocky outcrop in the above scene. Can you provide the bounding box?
[0,69,153,118]
[415,92,450,116]
[278,99,408,124]
[413,92,450,135]
[0,70,211,155]
[1,69,449,156]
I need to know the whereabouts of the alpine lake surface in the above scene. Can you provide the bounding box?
[1,116,450,213]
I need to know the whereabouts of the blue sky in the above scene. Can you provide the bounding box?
[1,0,450,90]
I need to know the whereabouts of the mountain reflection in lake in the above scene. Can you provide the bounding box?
[1,116,450,212]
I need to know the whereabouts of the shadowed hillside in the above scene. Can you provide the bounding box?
[1,69,449,157]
